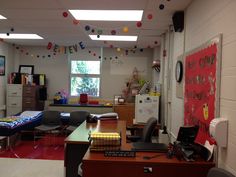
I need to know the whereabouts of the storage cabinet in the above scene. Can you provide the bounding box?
[113,103,135,126]
[7,84,23,116]
[22,85,44,111]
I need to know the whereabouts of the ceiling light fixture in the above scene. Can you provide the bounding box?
[69,10,143,21]
[89,35,137,41]
[0,15,7,19]
[0,33,43,39]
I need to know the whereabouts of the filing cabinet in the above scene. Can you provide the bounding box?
[6,84,23,116]
[22,85,44,111]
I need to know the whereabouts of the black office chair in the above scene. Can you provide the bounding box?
[207,167,235,177]
[66,111,90,133]
[127,117,158,143]
[34,110,62,147]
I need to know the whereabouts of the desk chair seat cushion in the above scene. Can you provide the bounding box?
[207,167,235,177]
[127,135,142,142]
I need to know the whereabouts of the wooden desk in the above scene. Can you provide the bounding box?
[64,120,127,177]
[64,120,214,177]
[82,121,214,177]
[113,103,135,126]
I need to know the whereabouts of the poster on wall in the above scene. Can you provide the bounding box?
[184,35,222,145]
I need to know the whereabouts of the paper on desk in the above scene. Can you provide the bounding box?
[204,140,214,161]
[92,112,118,120]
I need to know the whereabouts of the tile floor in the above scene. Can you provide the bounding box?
[0,158,64,177]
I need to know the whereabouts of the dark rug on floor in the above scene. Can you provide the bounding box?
[0,135,65,160]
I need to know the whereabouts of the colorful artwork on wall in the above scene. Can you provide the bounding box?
[184,35,222,145]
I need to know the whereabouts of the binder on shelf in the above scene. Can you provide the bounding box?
[9,72,46,86]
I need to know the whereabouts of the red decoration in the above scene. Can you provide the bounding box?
[184,44,217,145]
[47,42,52,50]
[111,30,116,35]
[110,44,113,48]
[147,14,153,20]
[136,21,142,27]
[93,53,96,56]
[62,12,68,18]
[73,19,79,25]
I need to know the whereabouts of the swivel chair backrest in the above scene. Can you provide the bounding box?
[70,111,90,126]
[141,117,157,142]
[207,167,235,177]
[42,110,61,125]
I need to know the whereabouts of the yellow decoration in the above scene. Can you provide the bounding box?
[123,26,129,33]
[203,103,209,120]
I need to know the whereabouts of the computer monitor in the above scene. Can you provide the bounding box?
[176,126,199,145]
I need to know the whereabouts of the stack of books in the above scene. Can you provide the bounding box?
[89,132,121,151]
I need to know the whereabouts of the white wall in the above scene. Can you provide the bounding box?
[168,0,236,174]
[0,42,15,116]
[15,46,154,101]
[170,31,185,140]
[152,47,161,85]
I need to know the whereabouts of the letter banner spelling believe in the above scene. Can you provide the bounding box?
[184,35,222,145]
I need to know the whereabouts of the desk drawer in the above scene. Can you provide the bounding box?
[23,86,36,97]
[7,84,22,97]
[22,97,36,108]
[7,97,22,107]
[83,161,212,177]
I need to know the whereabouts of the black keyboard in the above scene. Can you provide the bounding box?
[104,150,136,157]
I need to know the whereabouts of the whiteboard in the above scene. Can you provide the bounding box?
[110,57,147,75]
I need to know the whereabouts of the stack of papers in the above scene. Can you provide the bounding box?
[89,132,121,151]
[92,112,118,120]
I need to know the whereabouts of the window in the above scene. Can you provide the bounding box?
[70,60,100,97]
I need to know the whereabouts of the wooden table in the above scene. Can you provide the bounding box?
[64,120,214,177]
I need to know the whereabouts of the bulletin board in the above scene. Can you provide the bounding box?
[184,35,222,145]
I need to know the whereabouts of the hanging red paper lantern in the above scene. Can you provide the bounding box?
[111,30,116,35]
[136,21,142,27]
[147,14,153,20]
[62,12,68,18]
[47,42,52,50]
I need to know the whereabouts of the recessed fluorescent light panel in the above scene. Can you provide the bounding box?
[0,15,7,19]
[0,34,43,39]
[69,10,143,21]
[89,35,137,41]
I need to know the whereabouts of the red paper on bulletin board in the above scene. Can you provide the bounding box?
[184,39,221,145]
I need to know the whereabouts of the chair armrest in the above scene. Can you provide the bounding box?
[126,135,142,142]
[126,125,142,135]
